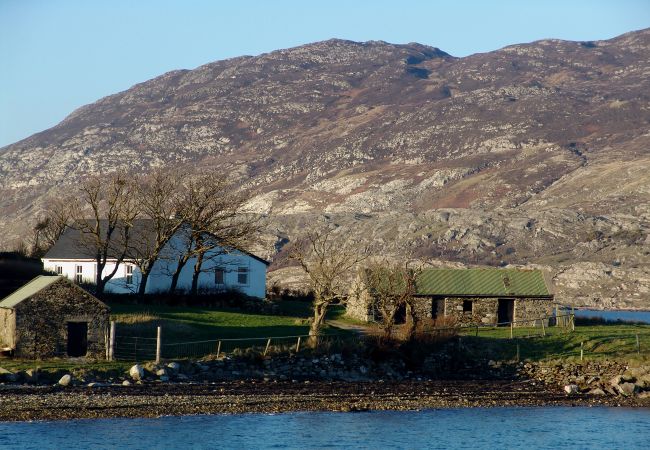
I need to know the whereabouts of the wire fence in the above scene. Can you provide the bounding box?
[109,313,584,362]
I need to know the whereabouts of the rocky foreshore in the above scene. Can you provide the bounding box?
[0,354,649,421]
[1,379,648,422]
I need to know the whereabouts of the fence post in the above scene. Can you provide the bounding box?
[109,321,115,361]
[475,325,479,337]
[510,322,514,339]
[295,336,301,353]
[637,334,640,354]
[571,314,575,332]
[264,338,271,356]
[541,317,546,337]
[580,341,584,361]
[216,340,222,358]
[156,326,162,364]
[555,306,559,327]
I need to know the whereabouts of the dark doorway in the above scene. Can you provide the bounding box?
[431,299,444,320]
[497,299,514,325]
[394,303,406,324]
[67,322,88,357]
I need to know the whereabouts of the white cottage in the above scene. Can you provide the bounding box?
[42,222,269,298]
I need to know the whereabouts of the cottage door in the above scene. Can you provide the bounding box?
[67,322,88,357]
[497,299,514,325]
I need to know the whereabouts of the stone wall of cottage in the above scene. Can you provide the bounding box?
[514,298,555,325]
[445,297,499,325]
[412,297,554,327]
[0,308,15,349]
[412,297,433,321]
[345,274,374,322]
[13,280,109,359]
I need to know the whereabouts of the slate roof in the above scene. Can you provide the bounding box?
[43,220,270,265]
[415,268,552,298]
[0,276,62,308]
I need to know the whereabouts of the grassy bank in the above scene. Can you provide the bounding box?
[455,323,650,362]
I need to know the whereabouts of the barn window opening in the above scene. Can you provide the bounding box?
[215,267,225,285]
[55,265,63,275]
[75,265,83,284]
[462,300,473,313]
[67,322,88,357]
[125,265,133,284]
[237,267,248,285]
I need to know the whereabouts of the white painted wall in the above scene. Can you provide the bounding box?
[43,239,268,298]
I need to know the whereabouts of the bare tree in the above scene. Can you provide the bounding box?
[362,259,407,341]
[290,227,370,342]
[128,168,185,295]
[167,172,261,295]
[71,171,138,295]
[28,198,71,257]
[400,264,422,341]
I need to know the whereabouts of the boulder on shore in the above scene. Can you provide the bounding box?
[129,364,144,381]
[564,384,579,395]
[58,374,72,386]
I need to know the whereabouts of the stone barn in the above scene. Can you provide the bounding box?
[0,276,110,359]
[347,268,554,326]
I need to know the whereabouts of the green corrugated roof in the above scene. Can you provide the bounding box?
[0,276,62,309]
[416,269,551,297]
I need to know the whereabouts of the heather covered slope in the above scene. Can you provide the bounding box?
[1,30,649,308]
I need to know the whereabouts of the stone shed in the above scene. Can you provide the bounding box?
[0,276,110,359]
[347,268,554,326]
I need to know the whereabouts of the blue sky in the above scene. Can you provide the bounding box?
[1,0,648,148]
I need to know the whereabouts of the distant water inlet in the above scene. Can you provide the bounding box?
[574,309,650,324]
[1,408,649,449]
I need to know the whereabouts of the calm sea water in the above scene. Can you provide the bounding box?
[574,309,650,324]
[0,407,649,449]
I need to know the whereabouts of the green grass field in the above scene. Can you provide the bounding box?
[2,302,648,369]
[456,323,650,362]
[109,301,353,341]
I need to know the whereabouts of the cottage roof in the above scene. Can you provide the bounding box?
[43,219,270,265]
[415,268,552,298]
[0,276,62,309]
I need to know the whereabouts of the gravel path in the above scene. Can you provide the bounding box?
[1,380,648,422]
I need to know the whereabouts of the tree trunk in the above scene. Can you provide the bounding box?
[170,255,189,294]
[404,302,418,341]
[138,268,150,296]
[190,251,205,296]
[381,308,397,342]
[308,302,328,346]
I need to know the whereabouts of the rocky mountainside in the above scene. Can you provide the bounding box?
[1,30,649,308]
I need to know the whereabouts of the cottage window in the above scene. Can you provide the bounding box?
[215,267,225,285]
[237,267,248,285]
[126,265,133,285]
[55,265,63,275]
[75,265,83,284]
[462,300,473,313]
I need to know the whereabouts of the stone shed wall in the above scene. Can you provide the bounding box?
[0,308,15,349]
[445,297,499,325]
[413,296,554,327]
[345,275,374,322]
[514,298,554,325]
[13,280,109,359]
